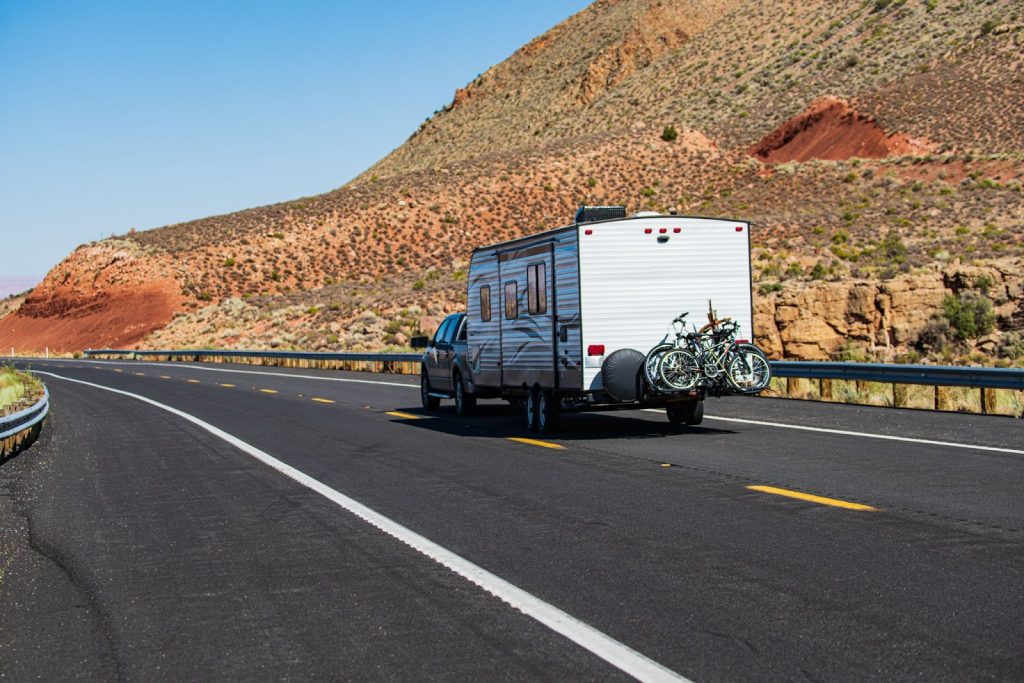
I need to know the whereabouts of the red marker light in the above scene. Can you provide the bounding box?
[659,228,667,234]
[644,228,652,234]
[735,226,744,232]
[673,228,681,233]
[587,344,605,356]
[585,229,593,235]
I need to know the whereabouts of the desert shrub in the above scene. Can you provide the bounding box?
[878,230,907,264]
[998,332,1024,360]
[809,262,828,280]
[942,294,994,340]
[915,319,953,351]
[974,275,993,295]
[980,20,997,36]
[223,258,236,267]
[412,279,425,291]
[758,282,784,295]
[661,126,678,142]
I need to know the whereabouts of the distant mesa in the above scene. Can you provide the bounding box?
[750,96,936,163]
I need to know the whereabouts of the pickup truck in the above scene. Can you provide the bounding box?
[412,312,479,415]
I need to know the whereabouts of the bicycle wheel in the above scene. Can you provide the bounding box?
[726,343,771,393]
[644,344,674,392]
[659,349,700,391]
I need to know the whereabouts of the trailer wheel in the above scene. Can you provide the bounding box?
[666,400,703,426]
[453,372,476,416]
[525,387,540,432]
[537,389,559,433]
[421,369,440,411]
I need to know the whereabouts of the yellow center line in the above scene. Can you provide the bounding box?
[159,375,171,380]
[133,372,145,376]
[220,383,235,388]
[386,410,421,419]
[507,437,565,451]
[113,369,123,373]
[260,388,278,394]
[746,485,878,511]
[186,379,201,384]
[311,397,335,404]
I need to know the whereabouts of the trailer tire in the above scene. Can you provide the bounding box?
[537,389,559,433]
[601,348,646,402]
[525,387,540,432]
[666,400,703,426]
[454,372,476,416]
[421,369,440,411]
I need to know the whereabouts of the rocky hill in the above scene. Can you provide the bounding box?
[3,0,1022,365]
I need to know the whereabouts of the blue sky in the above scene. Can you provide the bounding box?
[0,1,591,280]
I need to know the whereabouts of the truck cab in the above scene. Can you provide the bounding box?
[413,313,476,414]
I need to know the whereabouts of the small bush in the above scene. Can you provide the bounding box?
[661,126,678,142]
[809,262,828,280]
[878,230,907,264]
[223,257,236,267]
[758,282,784,295]
[943,294,994,340]
[412,279,425,291]
[980,20,997,36]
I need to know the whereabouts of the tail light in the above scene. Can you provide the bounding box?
[587,344,605,356]
[736,339,749,344]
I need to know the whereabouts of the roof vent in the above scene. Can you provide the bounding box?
[631,211,661,218]
[575,205,627,224]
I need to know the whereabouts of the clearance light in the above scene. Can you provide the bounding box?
[673,228,681,233]
[587,344,605,356]
[585,229,593,235]
[735,226,744,232]
[644,228,652,234]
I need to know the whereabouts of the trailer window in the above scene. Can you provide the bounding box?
[479,285,491,322]
[527,262,547,315]
[504,281,518,320]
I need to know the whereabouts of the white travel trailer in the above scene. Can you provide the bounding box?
[449,206,754,430]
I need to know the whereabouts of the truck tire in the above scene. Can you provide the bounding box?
[601,348,646,402]
[421,369,440,411]
[454,372,476,416]
[537,389,559,433]
[525,387,540,432]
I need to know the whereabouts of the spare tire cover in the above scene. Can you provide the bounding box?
[601,348,646,402]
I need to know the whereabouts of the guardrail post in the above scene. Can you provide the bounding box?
[819,378,832,401]
[980,387,996,414]
[934,386,950,411]
[892,383,908,408]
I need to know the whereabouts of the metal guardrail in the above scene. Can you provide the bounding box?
[84,349,420,362]
[82,349,1024,390]
[0,385,50,441]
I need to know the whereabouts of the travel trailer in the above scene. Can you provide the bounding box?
[415,206,757,432]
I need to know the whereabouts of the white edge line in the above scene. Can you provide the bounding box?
[40,358,416,389]
[641,409,1024,456]
[38,371,689,683]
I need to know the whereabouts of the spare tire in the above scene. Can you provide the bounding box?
[601,348,646,402]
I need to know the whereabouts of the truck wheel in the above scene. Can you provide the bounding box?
[666,400,703,426]
[421,369,440,411]
[537,389,559,433]
[454,372,476,416]
[525,387,540,432]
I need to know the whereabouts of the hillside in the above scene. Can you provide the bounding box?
[3,0,1023,365]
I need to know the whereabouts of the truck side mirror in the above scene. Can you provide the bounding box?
[411,336,430,349]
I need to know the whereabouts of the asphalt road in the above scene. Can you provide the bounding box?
[2,358,1022,681]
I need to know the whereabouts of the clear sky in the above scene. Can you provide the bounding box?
[0,0,591,281]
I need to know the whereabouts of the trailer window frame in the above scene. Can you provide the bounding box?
[479,285,491,322]
[527,262,547,315]
[504,280,518,320]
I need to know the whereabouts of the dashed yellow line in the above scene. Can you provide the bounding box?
[159,375,171,380]
[260,388,278,394]
[133,372,145,376]
[746,485,877,511]
[311,397,335,404]
[220,383,235,388]
[386,411,421,419]
[507,437,565,451]
[186,379,201,384]
[113,369,123,373]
